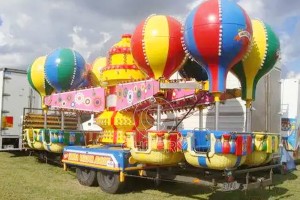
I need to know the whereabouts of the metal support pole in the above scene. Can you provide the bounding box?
[29,89,33,113]
[43,111,47,129]
[267,74,271,132]
[199,107,203,129]
[246,107,251,132]
[174,116,178,131]
[157,104,161,131]
[77,113,81,130]
[61,111,65,130]
[215,101,219,130]
[245,100,252,132]
[214,93,221,130]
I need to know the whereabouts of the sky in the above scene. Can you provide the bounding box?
[0,0,299,78]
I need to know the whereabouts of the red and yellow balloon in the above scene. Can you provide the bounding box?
[131,14,186,79]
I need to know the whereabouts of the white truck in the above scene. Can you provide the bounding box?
[0,68,40,150]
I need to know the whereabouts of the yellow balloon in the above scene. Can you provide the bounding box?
[242,20,267,100]
[232,19,280,101]
[90,57,106,86]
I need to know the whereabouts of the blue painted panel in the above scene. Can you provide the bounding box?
[198,156,207,167]
[233,156,242,168]
[194,130,210,152]
[64,146,131,170]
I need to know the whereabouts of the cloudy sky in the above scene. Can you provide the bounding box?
[0,0,299,78]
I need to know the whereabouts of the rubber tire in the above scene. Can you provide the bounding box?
[97,171,124,194]
[76,168,98,186]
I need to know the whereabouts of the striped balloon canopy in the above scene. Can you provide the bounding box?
[184,0,252,94]
[90,57,107,86]
[131,14,186,79]
[179,58,208,81]
[27,56,54,109]
[45,48,86,92]
[232,19,280,101]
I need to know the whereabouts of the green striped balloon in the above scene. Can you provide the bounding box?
[232,19,280,101]
[45,48,86,92]
[27,56,54,109]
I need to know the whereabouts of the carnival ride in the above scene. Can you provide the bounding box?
[23,0,282,194]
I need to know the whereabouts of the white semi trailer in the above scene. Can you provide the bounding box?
[0,68,40,150]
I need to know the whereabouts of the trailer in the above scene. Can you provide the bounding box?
[22,0,282,195]
[59,69,282,193]
[0,68,40,151]
[281,79,300,160]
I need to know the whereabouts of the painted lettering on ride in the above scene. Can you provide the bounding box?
[65,152,115,167]
[68,153,79,161]
[80,154,95,164]
[94,156,112,166]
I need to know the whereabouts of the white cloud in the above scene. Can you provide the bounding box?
[186,0,204,10]
[16,14,31,28]
[0,14,26,47]
[69,26,88,51]
[121,23,135,32]
[0,15,14,46]
[287,71,300,79]
[237,0,265,19]
[0,53,24,68]
[69,26,111,61]
[279,32,294,66]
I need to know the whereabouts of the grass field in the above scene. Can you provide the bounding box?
[0,151,299,200]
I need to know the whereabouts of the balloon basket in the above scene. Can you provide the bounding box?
[24,128,45,151]
[180,130,252,170]
[184,152,247,170]
[244,132,280,167]
[41,129,87,153]
[126,131,184,165]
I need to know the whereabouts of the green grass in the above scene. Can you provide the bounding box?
[0,151,299,200]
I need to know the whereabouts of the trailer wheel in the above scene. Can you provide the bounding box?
[76,167,98,186]
[97,171,124,194]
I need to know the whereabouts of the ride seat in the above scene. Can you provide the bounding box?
[194,130,210,152]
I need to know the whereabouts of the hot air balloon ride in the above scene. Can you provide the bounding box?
[183,0,252,130]
[20,0,284,192]
[232,19,280,131]
[130,14,187,136]
[26,56,54,150]
[231,19,280,166]
[45,48,87,92]
[40,48,89,153]
[179,0,254,170]
[131,14,186,80]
